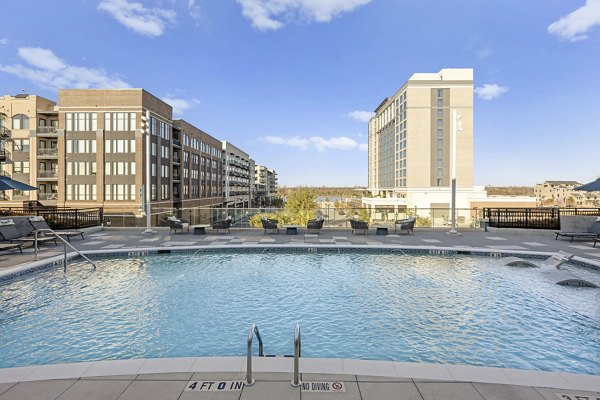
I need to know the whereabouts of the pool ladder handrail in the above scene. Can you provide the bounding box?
[291,323,302,387]
[33,228,96,271]
[244,323,264,386]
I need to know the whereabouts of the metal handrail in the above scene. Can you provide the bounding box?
[244,323,264,386]
[291,323,302,387]
[33,228,96,271]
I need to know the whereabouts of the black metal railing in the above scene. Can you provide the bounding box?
[0,207,103,229]
[484,208,600,230]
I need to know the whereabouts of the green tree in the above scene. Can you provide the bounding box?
[284,188,317,211]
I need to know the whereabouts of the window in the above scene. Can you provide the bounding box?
[105,139,135,153]
[67,162,96,176]
[13,161,30,173]
[12,114,29,130]
[437,99,443,107]
[437,159,443,167]
[437,149,443,157]
[437,129,443,138]
[65,113,97,131]
[104,113,136,131]
[66,139,96,153]
[437,178,443,187]
[437,89,443,97]
[38,118,46,127]
[13,139,29,152]
[437,139,443,147]
[437,168,443,177]
[437,109,443,117]
[66,184,97,201]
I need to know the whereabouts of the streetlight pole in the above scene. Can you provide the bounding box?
[448,109,462,235]
[142,111,154,235]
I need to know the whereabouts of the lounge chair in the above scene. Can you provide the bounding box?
[0,219,58,247]
[306,217,324,234]
[395,217,416,235]
[0,241,24,254]
[212,217,232,234]
[500,250,574,268]
[167,216,189,233]
[555,221,600,243]
[28,216,84,242]
[350,219,369,234]
[500,251,597,287]
[261,217,279,234]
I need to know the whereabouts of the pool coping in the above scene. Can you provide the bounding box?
[2,243,599,283]
[0,357,599,391]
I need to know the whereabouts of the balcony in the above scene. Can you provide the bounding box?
[37,126,59,137]
[38,192,58,201]
[37,170,58,179]
[37,148,58,157]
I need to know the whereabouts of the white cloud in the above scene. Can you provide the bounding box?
[188,0,202,20]
[98,0,176,37]
[161,96,200,115]
[236,0,372,31]
[548,0,600,42]
[0,47,130,90]
[0,38,8,45]
[346,110,374,123]
[262,135,366,152]
[474,84,509,101]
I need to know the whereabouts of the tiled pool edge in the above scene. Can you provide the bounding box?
[0,357,598,391]
[2,243,599,284]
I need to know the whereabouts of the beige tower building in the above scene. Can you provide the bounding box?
[364,69,486,221]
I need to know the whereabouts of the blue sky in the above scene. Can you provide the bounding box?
[1,0,599,187]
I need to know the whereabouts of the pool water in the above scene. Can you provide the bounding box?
[1,252,599,374]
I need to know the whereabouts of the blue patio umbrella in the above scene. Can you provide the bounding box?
[0,176,39,191]
[575,178,600,192]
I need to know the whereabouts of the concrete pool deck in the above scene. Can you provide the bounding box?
[0,227,599,399]
[1,226,600,275]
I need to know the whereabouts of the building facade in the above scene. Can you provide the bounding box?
[222,141,253,208]
[0,94,59,203]
[364,69,486,216]
[0,90,232,223]
[254,165,278,206]
[535,180,600,207]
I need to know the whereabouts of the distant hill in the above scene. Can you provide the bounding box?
[485,186,534,196]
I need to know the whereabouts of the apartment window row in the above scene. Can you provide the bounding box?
[67,161,97,176]
[66,184,97,201]
[105,139,136,153]
[66,139,96,153]
[189,138,220,157]
[105,161,135,175]
[105,112,136,132]
[105,184,136,201]
[149,117,170,140]
[38,118,58,127]
[161,145,169,159]
[66,113,97,132]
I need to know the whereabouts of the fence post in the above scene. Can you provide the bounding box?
[75,209,79,229]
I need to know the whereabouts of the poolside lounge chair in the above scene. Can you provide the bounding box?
[306,217,324,234]
[555,221,600,243]
[500,251,597,287]
[0,241,24,254]
[167,216,189,234]
[350,219,369,234]
[212,217,232,234]
[261,217,279,234]
[395,217,416,235]
[500,250,574,269]
[0,219,58,247]
[28,216,84,242]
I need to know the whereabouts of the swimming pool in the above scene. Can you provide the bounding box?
[1,250,599,374]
